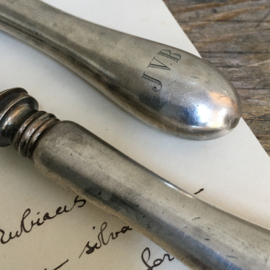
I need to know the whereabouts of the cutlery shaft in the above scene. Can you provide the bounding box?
[0,88,268,270]
[0,0,241,140]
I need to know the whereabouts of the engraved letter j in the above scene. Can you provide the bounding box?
[142,73,162,92]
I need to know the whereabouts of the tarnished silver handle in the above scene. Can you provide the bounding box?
[0,88,269,270]
[0,0,241,140]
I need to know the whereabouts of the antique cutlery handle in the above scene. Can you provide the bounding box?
[0,0,241,140]
[0,88,268,270]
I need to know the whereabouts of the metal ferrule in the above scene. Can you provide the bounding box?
[0,88,59,157]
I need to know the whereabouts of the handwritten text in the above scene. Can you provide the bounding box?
[141,247,174,269]
[79,221,132,258]
[0,196,86,244]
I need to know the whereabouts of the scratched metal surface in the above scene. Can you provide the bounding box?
[164,0,270,155]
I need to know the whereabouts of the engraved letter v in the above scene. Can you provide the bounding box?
[148,57,170,70]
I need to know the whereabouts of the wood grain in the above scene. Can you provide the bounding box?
[164,0,270,155]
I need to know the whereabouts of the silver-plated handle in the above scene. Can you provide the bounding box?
[0,88,269,270]
[0,0,241,140]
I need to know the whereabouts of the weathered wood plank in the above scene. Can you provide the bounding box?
[164,0,270,155]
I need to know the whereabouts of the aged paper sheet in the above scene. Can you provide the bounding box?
[0,0,270,269]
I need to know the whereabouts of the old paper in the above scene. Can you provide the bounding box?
[0,0,270,269]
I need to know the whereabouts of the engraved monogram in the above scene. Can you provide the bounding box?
[142,49,181,92]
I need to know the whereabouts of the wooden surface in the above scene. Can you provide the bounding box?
[164,0,270,155]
